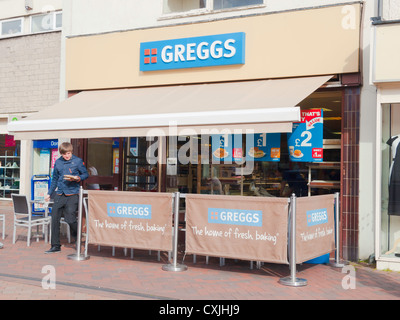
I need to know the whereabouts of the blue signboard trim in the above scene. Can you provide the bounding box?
[33,139,58,149]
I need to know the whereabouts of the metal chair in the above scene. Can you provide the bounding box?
[12,194,51,246]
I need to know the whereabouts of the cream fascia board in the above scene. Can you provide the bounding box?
[373,23,400,83]
[66,4,359,91]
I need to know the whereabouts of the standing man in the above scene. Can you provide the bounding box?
[45,142,88,254]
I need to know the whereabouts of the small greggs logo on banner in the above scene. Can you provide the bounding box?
[208,208,262,227]
[306,208,328,227]
[107,203,152,219]
[140,32,245,71]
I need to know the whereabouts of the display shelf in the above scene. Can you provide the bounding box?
[323,139,341,149]
[0,151,20,198]
[307,161,340,196]
[308,180,340,188]
[197,163,244,195]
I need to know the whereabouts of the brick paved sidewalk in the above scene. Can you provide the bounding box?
[0,202,399,301]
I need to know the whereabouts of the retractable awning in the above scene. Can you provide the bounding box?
[8,75,332,140]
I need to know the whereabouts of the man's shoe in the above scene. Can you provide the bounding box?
[45,246,61,254]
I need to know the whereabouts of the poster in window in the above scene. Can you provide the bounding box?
[287,109,323,162]
[212,134,244,163]
[246,133,281,162]
[5,134,15,147]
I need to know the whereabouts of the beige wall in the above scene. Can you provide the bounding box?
[66,3,361,91]
[374,23,400,83]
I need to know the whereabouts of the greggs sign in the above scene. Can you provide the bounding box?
[140,32,245,71]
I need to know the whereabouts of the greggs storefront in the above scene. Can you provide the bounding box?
[9,3,362,262]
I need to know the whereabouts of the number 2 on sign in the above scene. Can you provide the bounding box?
[296,131,312,147]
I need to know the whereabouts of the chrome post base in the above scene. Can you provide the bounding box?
[162,263,188,272]
[279,276,307,287]
[329,259,348,268]
[67,253,90,261]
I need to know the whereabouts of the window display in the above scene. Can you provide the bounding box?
[381,104,400,257]
[0,134,20,198]
[387,134,400,216]
[120,90,342,200]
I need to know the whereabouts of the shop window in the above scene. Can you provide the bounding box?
[123,91,342,197]
[31,11,62,33]
[123,137,158,192]
[0,18,23,37]
[380,103,400,258]
[87,138,115,177]
[86,138,118,190]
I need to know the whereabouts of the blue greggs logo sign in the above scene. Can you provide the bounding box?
[208,208,262,227]
[107,203,151,219]
[306,208,328,227]
[140,32,245,72]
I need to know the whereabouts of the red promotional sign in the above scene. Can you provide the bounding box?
[5,135,15,147]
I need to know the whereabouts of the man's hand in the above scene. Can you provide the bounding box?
[45,195,51,202]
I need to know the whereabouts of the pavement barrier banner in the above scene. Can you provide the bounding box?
[295,194,335,263]
[87,190,173,251]
[185,194,289,263]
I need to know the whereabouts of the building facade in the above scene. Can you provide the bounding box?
[7,0,380,265]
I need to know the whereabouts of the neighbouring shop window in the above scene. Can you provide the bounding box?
[381,103,400,258]
[0,135,20,198]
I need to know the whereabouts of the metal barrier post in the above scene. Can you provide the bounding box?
[279,194,307,287]
[162,192,187,272]
[68,187,90,261]
[330,192,347,268]
[83,191,89,257]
